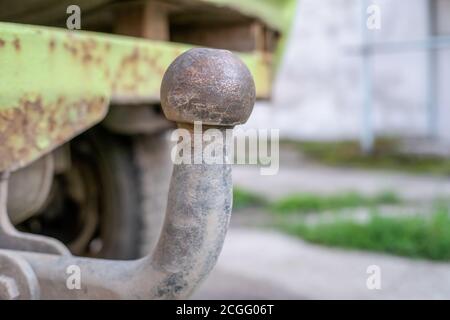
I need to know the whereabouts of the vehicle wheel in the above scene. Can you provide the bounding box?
[18,126,141,259]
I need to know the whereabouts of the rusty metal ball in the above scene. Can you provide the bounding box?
[160,48,256,127]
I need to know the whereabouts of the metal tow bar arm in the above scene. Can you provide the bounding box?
[0,48,255,299]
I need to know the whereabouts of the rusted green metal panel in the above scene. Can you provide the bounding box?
[0,22,271,172]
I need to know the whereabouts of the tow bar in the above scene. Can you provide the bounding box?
[0,47,255,299]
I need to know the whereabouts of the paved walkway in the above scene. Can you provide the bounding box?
[194,228,450,299]
[193,154,450,299]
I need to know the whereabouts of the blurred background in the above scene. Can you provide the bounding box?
[195,0,450,299]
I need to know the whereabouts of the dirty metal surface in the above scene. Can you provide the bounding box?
[0,172,70,255]
[0,251,40,299]
[161,48,255,126]
[0,22,271,172]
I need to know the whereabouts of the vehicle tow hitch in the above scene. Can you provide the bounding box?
[0,47,255,299]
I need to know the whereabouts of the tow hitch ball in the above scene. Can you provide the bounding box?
[0,48,255,299]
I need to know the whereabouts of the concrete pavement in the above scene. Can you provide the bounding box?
[194,228,450,299]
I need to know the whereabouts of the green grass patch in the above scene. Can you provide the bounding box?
[271,191,400,214]
[233,187,268,210]
[282,209,450,260]
[287,138,450,175]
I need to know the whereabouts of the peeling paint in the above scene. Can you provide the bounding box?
[0,22,271,172]
[0,94,107,171]
[12,37,20,51]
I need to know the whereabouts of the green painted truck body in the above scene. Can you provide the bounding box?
[0,0,296,172]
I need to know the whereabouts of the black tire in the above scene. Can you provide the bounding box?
[79,127,141,259]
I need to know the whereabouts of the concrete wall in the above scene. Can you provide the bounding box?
[436,0,450,141]
[244,0,449,142]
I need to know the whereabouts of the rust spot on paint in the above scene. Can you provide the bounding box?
[82,53,93,63]
[64,42,78,56]
[13,38,21,51]
[79,38,99,64]
[0,94,108,171]
[110,46,166,96]
[49,39,56,51]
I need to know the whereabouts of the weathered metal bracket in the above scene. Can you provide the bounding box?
[0,48,255,299]
[0,172,70,255]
